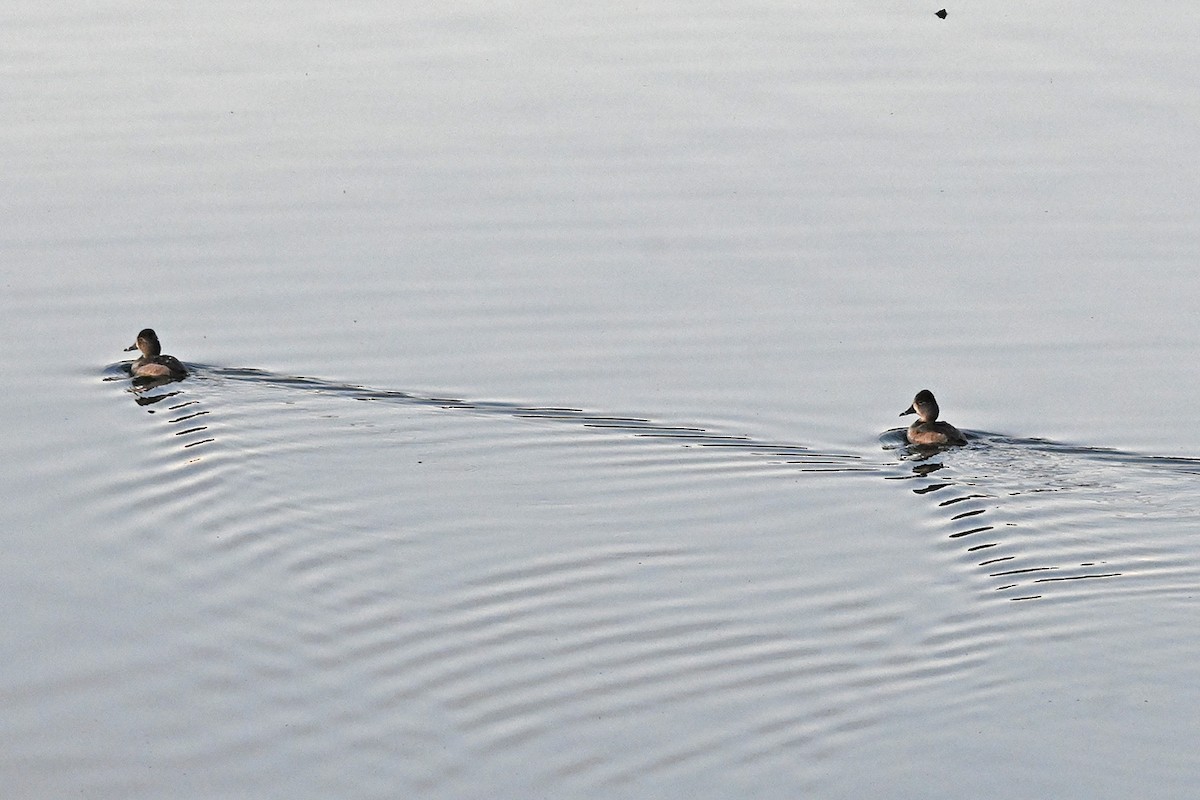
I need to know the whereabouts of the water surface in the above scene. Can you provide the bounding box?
[4,1,1200,797]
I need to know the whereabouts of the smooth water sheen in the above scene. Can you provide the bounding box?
[4,1,1200,798]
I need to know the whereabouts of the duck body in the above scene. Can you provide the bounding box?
[900,389,966,447]
[125,328,188,380]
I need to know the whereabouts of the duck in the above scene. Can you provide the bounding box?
[900,389,966,446]
[125,328,188,380]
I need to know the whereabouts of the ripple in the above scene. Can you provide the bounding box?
[91,365,1200,797]
[883,429,1200,603]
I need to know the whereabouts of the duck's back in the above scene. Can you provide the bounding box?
[907,420,967,446]
[134,355,188,379]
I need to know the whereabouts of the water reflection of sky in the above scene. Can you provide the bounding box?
[5,1,1200,797]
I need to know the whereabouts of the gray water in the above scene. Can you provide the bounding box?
[5,2,1200,797]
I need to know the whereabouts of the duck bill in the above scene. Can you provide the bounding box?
[900,404,916,417]
[124,343,138,351]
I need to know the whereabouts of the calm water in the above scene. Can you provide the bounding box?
[4,1,1200,797]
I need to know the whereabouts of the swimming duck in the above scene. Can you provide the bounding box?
[900,389,966,446]
[125,328,188,380]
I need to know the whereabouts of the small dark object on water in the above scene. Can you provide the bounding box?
[935,8,947,17]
